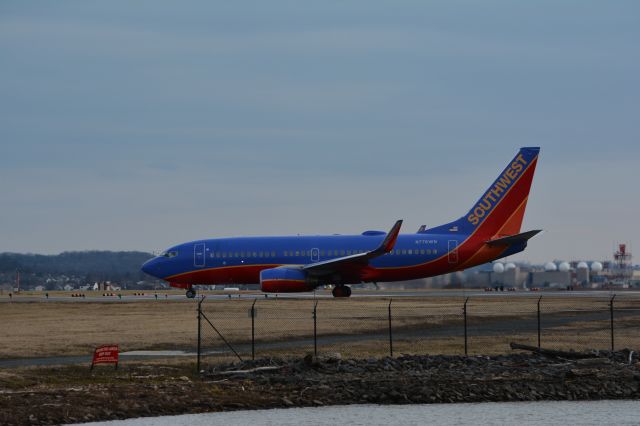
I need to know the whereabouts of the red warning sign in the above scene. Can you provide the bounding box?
[91,345,119,369]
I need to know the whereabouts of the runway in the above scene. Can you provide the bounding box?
[0,289,635,303]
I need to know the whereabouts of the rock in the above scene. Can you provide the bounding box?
[281,397,294,406]
[319,352,342,362]
[576,358,611,366]
[303,354,320,367]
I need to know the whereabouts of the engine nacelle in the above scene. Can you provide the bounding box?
[169,282,191,289]
[260,267,315,293]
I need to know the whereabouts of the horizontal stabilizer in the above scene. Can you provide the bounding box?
[485,230,542,247]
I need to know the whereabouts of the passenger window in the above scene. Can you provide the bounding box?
[222,252,227,258]
[234,252,239,258]
[420,249,425,255]
[271,251,276,257]
[433,249,438,255]
[320,250,325,256]
[401,249,407,255]
[340,250,345,256]
[295,250,300,256]
[407,249,413,255]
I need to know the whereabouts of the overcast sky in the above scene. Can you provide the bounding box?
[1,1,638,263]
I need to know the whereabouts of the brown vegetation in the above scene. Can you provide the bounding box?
[1,294,639,360]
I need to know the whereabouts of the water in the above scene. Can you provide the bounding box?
[81,401,640,426]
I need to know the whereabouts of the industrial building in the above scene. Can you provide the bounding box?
[488,244,638,290]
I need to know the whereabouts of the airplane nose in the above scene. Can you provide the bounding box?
[141,258,159,278]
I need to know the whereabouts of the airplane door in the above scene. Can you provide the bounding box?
[448,240,459,264]
[194,243,205,268]
[311,248,320,262]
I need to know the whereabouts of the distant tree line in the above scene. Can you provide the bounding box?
[0,251,160,290]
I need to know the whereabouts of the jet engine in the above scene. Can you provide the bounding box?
[260,267,315,293]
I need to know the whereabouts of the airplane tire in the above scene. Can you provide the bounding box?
[331,286,352,298]
[186,289,196,299]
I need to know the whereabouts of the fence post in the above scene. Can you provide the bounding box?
[537,296,542,349]
[251,299,257,360]
[388,299,393,357]
[197,295,206,373]
[610,295,616,351]
[313,301,318,356]
[463,297,469,356]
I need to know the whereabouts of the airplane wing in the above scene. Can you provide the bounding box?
[485,229,542,247]
[303,220,403,275]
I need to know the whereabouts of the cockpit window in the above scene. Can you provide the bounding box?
[161,251,178,258]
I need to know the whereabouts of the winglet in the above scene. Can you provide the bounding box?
[303,219,403,274]
[373,219,403,255]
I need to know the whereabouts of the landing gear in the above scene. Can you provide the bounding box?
[331,285,352,298]
[186,288,196,299]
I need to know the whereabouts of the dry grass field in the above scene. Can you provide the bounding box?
[203,296,640,359]
[2,294,639,360]
[0,300,199,358]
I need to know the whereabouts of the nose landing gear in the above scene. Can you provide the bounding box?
[331,285,352,298]
[186,288,196,299]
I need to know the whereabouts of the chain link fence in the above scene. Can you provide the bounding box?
[196,294,640,370]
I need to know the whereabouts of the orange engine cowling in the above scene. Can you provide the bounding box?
[169,282,191,289]
[260,267,315,293]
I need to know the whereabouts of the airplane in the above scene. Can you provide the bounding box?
[142,147,541,298]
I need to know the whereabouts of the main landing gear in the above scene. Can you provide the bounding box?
[332,285,352,298]
[186,288,196,299]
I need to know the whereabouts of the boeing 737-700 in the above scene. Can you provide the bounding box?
[142,147,541,298]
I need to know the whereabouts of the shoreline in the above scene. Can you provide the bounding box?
[1,352,639,425]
